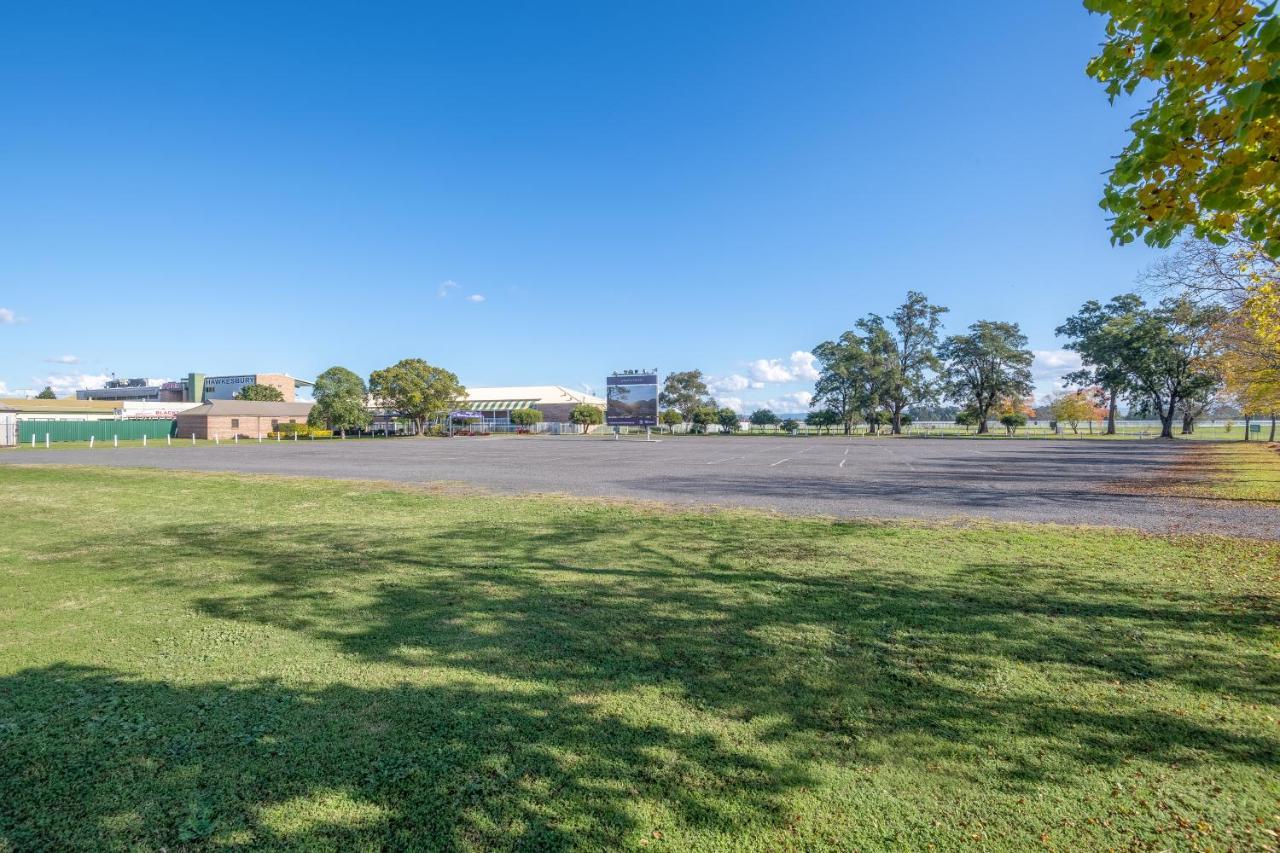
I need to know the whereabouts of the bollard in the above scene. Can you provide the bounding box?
[45,433,50,448]
[113,435,118,448]
[167,434,171,446]
[192,434,196,445]
[89,436,95,448]
[215,435,219,445]
[31,434,35,448]
[258,435,262,443]
[142,434,147,447]
[234,435,238,444]
[277,432,281,442]
[293,433,297,442]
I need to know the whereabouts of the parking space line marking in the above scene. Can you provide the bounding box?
[839,458,846,468]
[705,456,743,465]
[770,458,791,467]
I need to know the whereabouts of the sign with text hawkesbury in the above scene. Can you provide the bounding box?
[606,371,659,426]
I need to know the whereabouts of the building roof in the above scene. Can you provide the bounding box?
[0,398,123,414]
[462,386,605,408]
[179,400,314,417]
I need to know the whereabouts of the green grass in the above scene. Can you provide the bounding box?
[1181,442,1280,503]
[1,467,1277,851]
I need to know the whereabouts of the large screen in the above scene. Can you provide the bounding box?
[606,372,659,426]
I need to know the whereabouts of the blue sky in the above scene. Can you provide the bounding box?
[0,1,1160,410]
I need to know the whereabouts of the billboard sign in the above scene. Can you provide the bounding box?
[606,371,659,426]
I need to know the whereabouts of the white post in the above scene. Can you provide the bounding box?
[142,434,147,447]
[167,434,171,446]
[215,435,219,445]
[192,433,196,445]
[234,434,238,444]
[31,434,36,448]
[258,435,262,443]
[293,432,297,442]
[113,435,118,448]
[277,432,281,442]
[89,436,95,448]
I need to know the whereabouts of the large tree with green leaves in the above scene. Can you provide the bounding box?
[659,371,716,421]
[811,327,896,435]
[883,291,948,433]
[1111,297,1225,439]
[35,386,56,399]
[368,359,464,437]
[938,321,1034,434]
[1056,293,1144,434]
[308,366,372,436]
[235,383,285,402]
[570,403,603,431]
[1085,0,1280,257]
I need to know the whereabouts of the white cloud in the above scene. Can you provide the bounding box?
[45,355,80,364]
[765,391,813,412]
[787,351,819,381]
[709,373,763,394]
[0,308,17,325]
[34,373,112,398]
[465,294,485,303]
[747,358,795,383]
[437,280,459,298]
[1032,349,1083,396]
[717,396,745,413]
[745,351,819,384]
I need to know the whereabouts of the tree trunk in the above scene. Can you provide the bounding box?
[1181,411,1194,435]
[1244,415,1251,441]
[1270,414,1277,443]
[976,419,989,435]
[1159,411,1175,439]
[1105,389,1117,435]
[891,404,903,435]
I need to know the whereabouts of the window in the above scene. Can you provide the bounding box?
[289,419,297,424]
[230,419,239,429]
[272,420,279,429]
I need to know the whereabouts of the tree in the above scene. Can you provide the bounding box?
[309,366,371,436]
[660,409,684,432]
[748,409,779,431]
[954,410,979,432]
[35,386,56,399]
[811,328,894,435]
[999,412,1028,436]
[1048,390,1099,435]
[509,408,543,426]
[570,404,603,431]
[1057,293,1144,434]
[368,359,465,437]
[235,383,285,402]
[806,408,840,434]
[659,371,716,421]
[780,418,800,433]
[1085,0,1280,257]
[938,321,1034,434]
[1112,297,1225,439]
[883,291,948,433]
[715,407,740,433]
[689,405,717,434]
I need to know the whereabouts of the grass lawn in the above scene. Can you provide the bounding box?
[1,466,1277,850]
[1194,442,1280,503]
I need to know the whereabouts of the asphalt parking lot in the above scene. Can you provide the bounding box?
[3,436,1274,537]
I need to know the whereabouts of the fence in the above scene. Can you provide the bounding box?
[18,419,176,443]
[0,415,15,447]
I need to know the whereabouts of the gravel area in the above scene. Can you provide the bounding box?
[3,436,1275,537]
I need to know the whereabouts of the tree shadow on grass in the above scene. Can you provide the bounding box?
[8,511,1278,847]
[0,663,799,850]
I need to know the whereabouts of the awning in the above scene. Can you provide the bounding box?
[464,399,538,411]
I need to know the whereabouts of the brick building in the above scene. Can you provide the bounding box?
[175,400,314,440]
